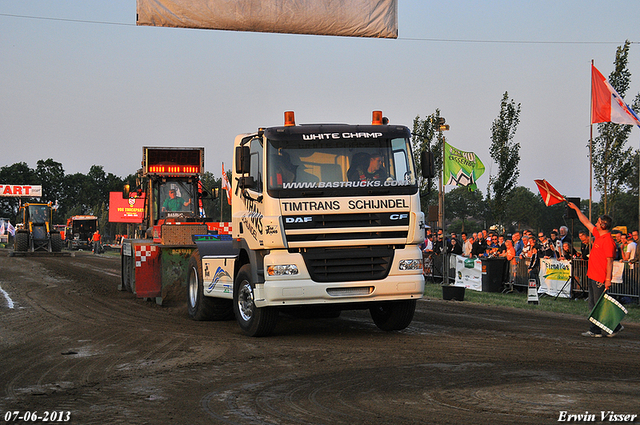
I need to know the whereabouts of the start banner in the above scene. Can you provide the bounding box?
[109,192,145,223]
[0,184,42,197]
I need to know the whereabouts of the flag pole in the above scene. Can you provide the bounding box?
[439,138,445,235]
[589,60,594,223]
[589,125,593,222]
[220,163,224,221]
[439,135,446,284]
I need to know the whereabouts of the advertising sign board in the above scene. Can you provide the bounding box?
[109,192,145,223]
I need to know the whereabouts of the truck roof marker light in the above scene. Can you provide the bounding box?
[372,110,383,125]
[284,111,296,126]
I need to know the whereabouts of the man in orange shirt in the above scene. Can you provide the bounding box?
[92,230,101,254]
[567,202,622,337]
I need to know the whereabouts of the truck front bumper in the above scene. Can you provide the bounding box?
[255,246,424,307]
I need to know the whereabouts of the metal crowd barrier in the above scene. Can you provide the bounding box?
[424,253,640,301]
[422,252,453,284]
[609,261,640,300]
[570,259,589,297]
[513,258,529,288]
[511,258,639,300]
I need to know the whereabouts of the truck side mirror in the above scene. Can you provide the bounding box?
[421,150,435,179]
[237,176,255,189]
[123,184,130,199]
[235,146,251,174]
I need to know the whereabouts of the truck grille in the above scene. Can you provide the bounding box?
[283,213,405,228]
[283,213,409,245]
[287,231,406,242]
[301,246,394,282]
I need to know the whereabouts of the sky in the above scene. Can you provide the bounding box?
[1,1,639,203]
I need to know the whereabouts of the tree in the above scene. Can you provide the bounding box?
[0,162,38,221]
[611,192,638,231]
[35,159,65,206]
[503,186,540,232]
[488,91,521,227]
[63,172,96,215]
[623,149,639,197]
[592,41,638,214]
[444,186,485,232]
[0,160,126,234]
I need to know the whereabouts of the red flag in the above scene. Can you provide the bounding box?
[591,64,640,126]
[221,163,232,206]
[534,179,565,206]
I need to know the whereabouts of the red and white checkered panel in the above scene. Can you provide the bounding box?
[135,245,157,268]
[207,222,232,235]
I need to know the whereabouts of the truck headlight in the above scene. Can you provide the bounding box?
[399,259,423,271]
[267,264,299,276]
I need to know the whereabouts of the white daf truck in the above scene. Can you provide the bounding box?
[187,111,428,336]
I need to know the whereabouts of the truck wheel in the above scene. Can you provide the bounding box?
[14,232,28,252]
[233,264,278,337]
[51,233,62,252]
[121,254,133,292]
[369,299,417,331]
[187,251,233,321]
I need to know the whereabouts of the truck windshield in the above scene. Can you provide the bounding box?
[266,136,418,197]
[158,181,196,218]
[28,205,49,224]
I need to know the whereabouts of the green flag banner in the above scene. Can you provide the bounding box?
[443,142,485,191]
[589,292,627,334]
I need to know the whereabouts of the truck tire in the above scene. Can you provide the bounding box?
[369,299,416,331]
[233,264,278,337]
[121,254,133,292]
[187,251,233,321]
[51,233,63,252]
[14,232,28,252]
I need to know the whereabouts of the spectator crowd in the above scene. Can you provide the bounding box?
[421,226,639,283]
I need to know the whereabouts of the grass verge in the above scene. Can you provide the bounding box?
[424,282,639,323]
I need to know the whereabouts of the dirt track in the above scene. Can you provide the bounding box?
[1,249,639,425]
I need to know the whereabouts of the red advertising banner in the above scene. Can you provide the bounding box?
[109,192,145,223]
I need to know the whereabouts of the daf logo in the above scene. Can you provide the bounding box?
[390,214,408,220]
[285,216,313,223]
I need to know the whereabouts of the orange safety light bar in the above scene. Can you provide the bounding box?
[284,111,296,126]
[372,110,383,125]
[144,147,204,176]
[148,165,200,174]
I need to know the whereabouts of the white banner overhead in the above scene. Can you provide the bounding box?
[136,0,398,39]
